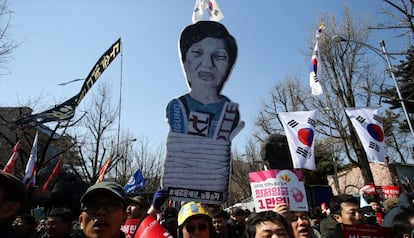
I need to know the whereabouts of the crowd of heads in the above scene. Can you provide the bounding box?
[3,166,414,238]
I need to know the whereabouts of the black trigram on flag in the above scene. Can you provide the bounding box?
[356,115,366,124]
[296,146,309,158]
[373,114,382,124]
[287,119,299,128]
[212,9,220,17]
[307,118,316,127]
[369,141,380,152]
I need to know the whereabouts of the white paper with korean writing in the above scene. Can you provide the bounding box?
[249,169,308,212]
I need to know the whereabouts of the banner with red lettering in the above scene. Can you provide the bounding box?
[121,218,139,238]
[341,224,391,238]
[249,169,308,212]
[360,184,400,203]
[376,185,400,200]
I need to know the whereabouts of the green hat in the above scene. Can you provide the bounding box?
[127,195,148,208]
[81,182,127,206]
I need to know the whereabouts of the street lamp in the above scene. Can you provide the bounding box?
[122,138,137,183]
[332,35,414,140]
[114,137,137,181]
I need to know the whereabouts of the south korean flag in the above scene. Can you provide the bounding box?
[278,110,317,170]
[345,107,386,163]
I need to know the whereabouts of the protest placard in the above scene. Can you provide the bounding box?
[249,169,308,212]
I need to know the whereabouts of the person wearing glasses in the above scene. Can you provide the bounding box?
[78,182,127,238]
[41,207,73,238]
[177,201,215,238]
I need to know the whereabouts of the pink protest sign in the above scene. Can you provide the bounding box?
[249,169,308,212]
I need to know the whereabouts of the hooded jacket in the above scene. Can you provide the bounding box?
[382,192,414,227]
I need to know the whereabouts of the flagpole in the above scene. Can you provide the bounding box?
[380,40,414,139]
[116,40,123,155]
[316,45,341,193]
[332,35,414,140]
[311,24,341,194]
[324,107,341,195]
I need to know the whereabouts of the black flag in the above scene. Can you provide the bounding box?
[16,38,121,125]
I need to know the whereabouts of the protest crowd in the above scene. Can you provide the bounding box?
[2,169,414,238]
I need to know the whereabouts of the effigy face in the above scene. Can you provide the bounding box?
[162,21,243,204]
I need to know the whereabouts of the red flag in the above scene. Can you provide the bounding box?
[42,157,64,192]
[3,141,20,174]
[96,157,112,184]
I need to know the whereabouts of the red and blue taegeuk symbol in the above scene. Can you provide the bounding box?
[208,1,213,10]
[298,128,314,146]
[366,123,384,142]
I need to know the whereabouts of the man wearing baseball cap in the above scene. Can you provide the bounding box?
[79,181,127,238]
[121,195,148,237]
[0,170,27,237]
[126,195,148,219]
